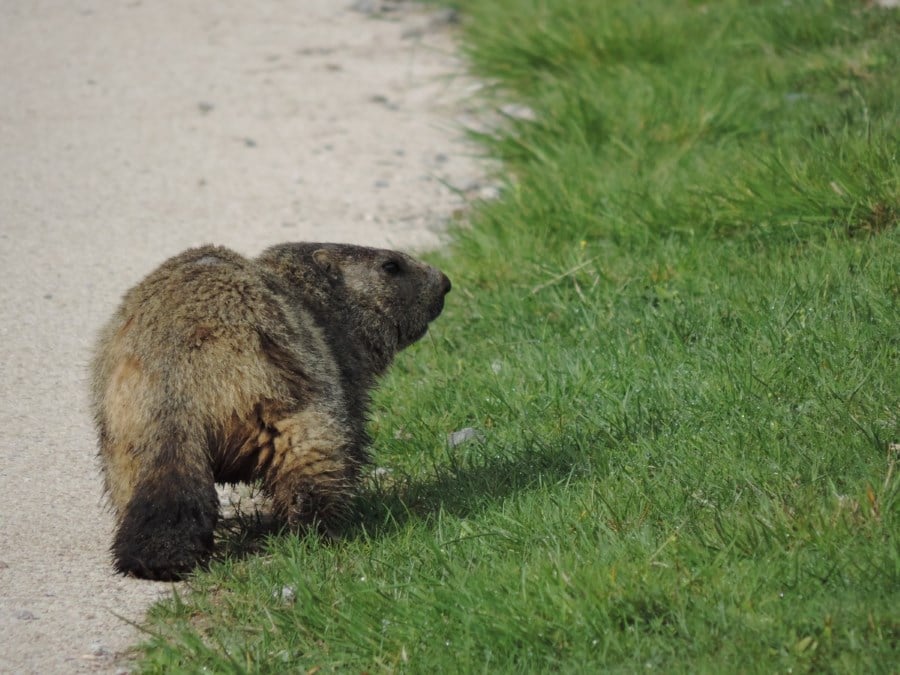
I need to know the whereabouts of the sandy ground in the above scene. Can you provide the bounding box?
[0,1,485,672]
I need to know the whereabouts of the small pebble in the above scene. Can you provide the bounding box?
[276,585,296,603]
[447,427,486,448]
[499,103,537,121]
[479,185,500,201]
[89,642,109,657]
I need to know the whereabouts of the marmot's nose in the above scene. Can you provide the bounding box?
[440,273,452,296]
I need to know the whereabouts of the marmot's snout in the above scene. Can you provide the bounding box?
[429,270,452,321]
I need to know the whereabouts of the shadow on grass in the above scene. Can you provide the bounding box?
[353,440,591,538]
[211,438,591,562]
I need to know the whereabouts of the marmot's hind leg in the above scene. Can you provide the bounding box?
[111,449,219,581]
[263,408,361,536]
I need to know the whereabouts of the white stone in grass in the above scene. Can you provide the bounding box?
[499,103,537,121]
[275,585,296,603]
[447,427,486,448]
[479,184,501,201]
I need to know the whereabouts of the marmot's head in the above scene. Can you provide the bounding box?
[259,242,451,362]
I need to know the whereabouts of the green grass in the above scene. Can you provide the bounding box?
[134,0,898,672]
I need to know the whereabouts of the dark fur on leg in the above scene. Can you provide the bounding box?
[112,470,218,581]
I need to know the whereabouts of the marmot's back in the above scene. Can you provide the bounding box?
[92,245,300,434]
[113,246,280,356]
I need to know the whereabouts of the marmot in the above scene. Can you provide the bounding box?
[90,243,451,580]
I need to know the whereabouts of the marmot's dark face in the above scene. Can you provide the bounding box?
[322,246,451,351]
[258,242,451,355]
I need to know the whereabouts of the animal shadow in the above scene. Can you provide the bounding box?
[211,440,587,563]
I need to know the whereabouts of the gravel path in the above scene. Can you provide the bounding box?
[0,2,483,672]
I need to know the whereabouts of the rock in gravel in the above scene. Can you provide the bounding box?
[88,642,110,657]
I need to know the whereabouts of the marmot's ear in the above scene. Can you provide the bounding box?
[313,249,339,278]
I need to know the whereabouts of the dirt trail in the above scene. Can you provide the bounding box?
[0,2,483,671]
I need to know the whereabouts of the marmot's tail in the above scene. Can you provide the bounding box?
[112,434,218,581]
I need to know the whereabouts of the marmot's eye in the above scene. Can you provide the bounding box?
[382,260,403,275]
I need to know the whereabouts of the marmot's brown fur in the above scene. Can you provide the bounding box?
[90,243,450,580]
